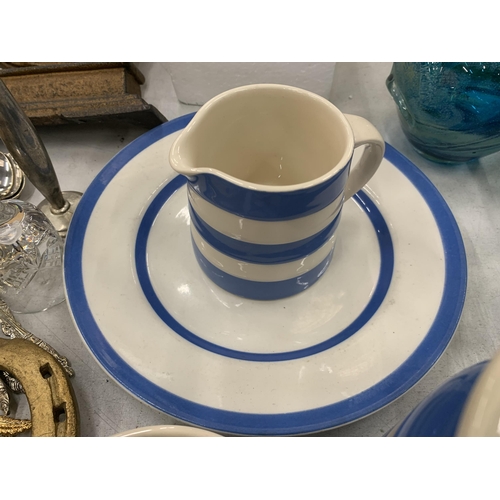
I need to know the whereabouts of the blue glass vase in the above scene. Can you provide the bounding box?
[386,63,500,163]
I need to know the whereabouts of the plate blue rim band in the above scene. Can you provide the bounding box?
[134,180,393,360]
[64,113,467,435]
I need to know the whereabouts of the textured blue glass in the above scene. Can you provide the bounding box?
[387,62,500,163]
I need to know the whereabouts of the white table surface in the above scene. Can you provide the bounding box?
[4,62,499,437]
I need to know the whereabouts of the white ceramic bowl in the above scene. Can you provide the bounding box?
[456,350,500,437]
[113,425,222,437]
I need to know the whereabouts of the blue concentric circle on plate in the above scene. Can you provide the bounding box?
[134,179,394,362]
[64,113,467,435]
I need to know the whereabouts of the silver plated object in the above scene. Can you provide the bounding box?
[0,151,25,200]
[0,298,74,377]
[0,80,81,236]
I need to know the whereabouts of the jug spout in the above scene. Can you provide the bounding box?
[169,121,204,179]
[169,87,248,181]
[169,111,234,184]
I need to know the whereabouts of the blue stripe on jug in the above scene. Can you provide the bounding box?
[189,202,342,265]
[187,185,344,245]
[189,162,351,221]
[191,224,336,282]
[192,241,334,301]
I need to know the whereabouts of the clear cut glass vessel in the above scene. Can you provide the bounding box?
[0,199,65,313]
[386,62,500,163]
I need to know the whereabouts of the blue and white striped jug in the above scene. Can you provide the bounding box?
[170,84,384,300]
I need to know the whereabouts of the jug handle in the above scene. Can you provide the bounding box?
[343,114,385,200]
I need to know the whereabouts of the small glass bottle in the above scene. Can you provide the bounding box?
[0,199,65,314]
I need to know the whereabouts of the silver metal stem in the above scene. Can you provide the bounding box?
[0,79,81,236]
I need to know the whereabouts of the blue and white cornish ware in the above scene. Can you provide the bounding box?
[169,84,384,300]
[64,114,466,436]
[388,362,487,437]
[185,168,346,300]
[389,349,500,437]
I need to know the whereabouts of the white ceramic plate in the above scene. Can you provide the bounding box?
[65,114,467,436]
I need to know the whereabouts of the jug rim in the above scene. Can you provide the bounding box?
[169,83,355,193]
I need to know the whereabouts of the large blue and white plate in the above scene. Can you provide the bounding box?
[64,114,467,436]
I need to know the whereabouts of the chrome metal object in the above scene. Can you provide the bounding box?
[0,79,81,236]
[0,151,25,200]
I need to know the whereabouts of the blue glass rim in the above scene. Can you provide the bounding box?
[64,113,467,436]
